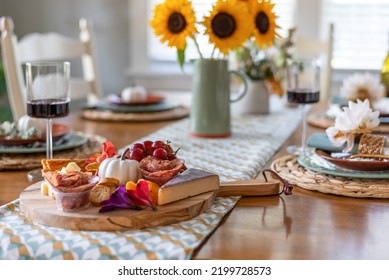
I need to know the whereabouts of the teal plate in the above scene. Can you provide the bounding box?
[0,132,88,154]
[92,101,178,113]
[297,149,389,179]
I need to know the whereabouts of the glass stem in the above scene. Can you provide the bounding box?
[46,118,53,159]
[300,104,307,154]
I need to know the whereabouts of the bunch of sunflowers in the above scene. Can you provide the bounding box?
[150,0,279,67]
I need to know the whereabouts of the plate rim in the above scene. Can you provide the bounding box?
[314,149,389,171]
[107,94,165,106]
[0,131,88,154]
[297,149,389,179]
[95,100,178,113]
[0,123,70,146]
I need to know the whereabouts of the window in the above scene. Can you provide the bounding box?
[322,0,389,70]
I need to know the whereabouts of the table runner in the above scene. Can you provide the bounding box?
[0,105,301,260]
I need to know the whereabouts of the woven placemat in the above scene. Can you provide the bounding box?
[308,110,389,133]
[81,105,190,122]
[0,133,106,170]
[270,155,389,198]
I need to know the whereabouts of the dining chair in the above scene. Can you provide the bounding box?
[294,23,334,101]
[0,16,102,120]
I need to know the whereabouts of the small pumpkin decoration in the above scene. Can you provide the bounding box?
[98,148,141,184]
[17,115,46,137]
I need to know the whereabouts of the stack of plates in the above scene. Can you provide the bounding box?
[0,123,88,154]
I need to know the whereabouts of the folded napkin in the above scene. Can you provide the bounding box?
[307,133,358,154]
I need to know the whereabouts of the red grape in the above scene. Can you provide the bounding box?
[131,142,145,151]
[153,148,168,160]
[151,140,165,151]
[143,140,153,155]
[130,148,145,161]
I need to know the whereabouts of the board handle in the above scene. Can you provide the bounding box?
[218,179,280,197]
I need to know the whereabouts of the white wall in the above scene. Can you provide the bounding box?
[1,0,130,95]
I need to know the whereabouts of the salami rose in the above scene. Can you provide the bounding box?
[139,156,186,185]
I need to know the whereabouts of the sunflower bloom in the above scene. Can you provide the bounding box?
[203,0,253,55]
[149,0,197,50]
[250,0,280,49]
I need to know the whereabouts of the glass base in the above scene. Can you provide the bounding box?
[286,145,306,156]
[27,168,43,182]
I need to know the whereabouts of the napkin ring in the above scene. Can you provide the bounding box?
[358,134,385,155]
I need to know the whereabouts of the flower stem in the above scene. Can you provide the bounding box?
[211,47,216,59]
[193,37,203,59]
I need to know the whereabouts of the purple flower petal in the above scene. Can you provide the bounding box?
[99,185,143,213]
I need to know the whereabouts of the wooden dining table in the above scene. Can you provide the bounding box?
[1,102,389,260]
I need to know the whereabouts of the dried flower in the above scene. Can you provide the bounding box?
[326,99,380,153]
[85,141,118,173]
[234,27,295,96]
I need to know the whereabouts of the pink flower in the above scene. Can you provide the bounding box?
[127,180,157,211]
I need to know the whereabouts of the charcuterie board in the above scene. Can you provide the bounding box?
[19,180,280,231]
[19,182,217,231]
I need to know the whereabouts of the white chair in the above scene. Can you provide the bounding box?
[0,16,102,120]
[293,23,334,101]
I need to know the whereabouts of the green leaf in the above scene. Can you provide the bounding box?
[177,48,186,71]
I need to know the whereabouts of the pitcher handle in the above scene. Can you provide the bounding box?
[230,70,248,103]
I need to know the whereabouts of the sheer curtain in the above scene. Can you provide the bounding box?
[322,0,389,70]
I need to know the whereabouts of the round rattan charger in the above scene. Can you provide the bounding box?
[0,133,106,170]
[270,155,389,199]
[81,106,190,122]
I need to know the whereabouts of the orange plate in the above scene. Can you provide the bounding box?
[0,123,70,146]
[315,149,389,171]
[110,94,165,106]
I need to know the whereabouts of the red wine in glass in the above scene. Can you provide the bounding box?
[25,61,70,181]
[27,98,69,118]
[287,89,320,104]
[286,58,320,155]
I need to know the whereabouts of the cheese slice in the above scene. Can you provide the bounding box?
[158,168,219,205]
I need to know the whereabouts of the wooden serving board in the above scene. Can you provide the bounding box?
[19,182,216,231]
[19,180,280,231]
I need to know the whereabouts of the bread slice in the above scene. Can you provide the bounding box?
[98,177,120,189]
[90,184,114,206]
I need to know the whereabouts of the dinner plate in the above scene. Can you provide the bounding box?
[297,149,389,179]
[315,149,389,171]
[0,132,88,154]
[0,123,70,146]
[93,100,178,113]
[107,94,165,106]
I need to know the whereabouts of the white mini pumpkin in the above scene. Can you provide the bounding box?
[17,115,46,136]
[98,150,141,184]
[121,86,147,102]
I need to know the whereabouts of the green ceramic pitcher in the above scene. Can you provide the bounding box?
[190,59,247,138]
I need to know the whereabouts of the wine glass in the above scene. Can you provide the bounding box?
[286,57,320,155]
[26,62,71,181]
